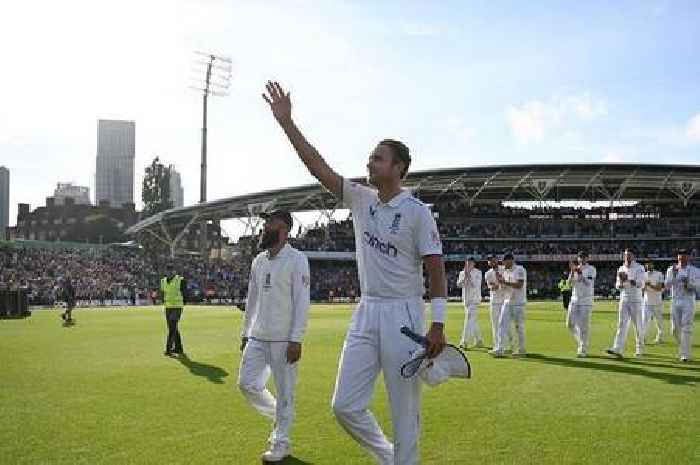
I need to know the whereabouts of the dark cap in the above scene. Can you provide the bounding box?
[261,209,293,229]
[466,256,476,262]
[486,254,496,260]
[577,250,589,258]
[676,248,689,255]
[503,252,514,260]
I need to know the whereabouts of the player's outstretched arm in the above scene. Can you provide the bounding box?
[262,81,342,196]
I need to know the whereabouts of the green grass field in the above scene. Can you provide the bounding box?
[1,302,698,465]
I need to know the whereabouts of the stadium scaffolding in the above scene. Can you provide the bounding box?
[126,163,700,254]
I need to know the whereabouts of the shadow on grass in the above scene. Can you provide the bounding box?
[621,356,700,372]
[263,456,314,465]
[177,355,229,384]
[523,353,699,386]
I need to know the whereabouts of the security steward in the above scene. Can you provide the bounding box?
[161,262,187,357]
[558,272,572,311]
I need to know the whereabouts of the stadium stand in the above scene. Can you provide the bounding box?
[2,164,698,306]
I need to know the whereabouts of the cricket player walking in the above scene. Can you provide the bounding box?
[484,256,511,349]
[457,257,484,349]
[490,253,527,357]
[606,248,646,358]
[238,210,311,462]
[642,261,665,344]
[263,81,447,465]
[664,249,699,362]
[565,251,596,357]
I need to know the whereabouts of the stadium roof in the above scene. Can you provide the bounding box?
[126,163,700,235]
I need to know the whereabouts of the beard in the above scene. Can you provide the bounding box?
[259,229,279,250]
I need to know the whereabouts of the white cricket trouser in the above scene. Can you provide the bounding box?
[612,300,644,354]
[489,301,512,349]
[566,303,592,353]
[642,303,664,342]
[495,302,526,353]
[238,339,298,447]
[331,296,424,465]
[459,303,482,346]
[670,299,696,359]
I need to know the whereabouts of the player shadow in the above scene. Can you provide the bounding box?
[262,456,314,465]
[639,353,700,368]
[177,355,229,384]
[619,357,700,372]
[523,353,699,386]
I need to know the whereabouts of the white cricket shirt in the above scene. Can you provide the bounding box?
[616,261,646,303]
[341,179,443,299]
[503,264,527,305]
[484,267,508,304]
[457,268,482,305]
[643,270,664,306]
[570,264,596,306]
[241,243,311,342]
[665,264,699,302]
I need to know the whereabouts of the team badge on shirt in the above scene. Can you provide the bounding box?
[302,275,310,287]
[389,213,402,234]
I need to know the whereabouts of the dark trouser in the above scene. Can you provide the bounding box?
[63,300,75,320]
[562,291,571,310]
[165,307,184,353]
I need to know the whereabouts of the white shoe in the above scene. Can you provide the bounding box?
[380,445,394,465]
[634,350,644,358]
[577,351,587,358]
[679,357,689,363]
[261,443,291,462]
[488,349,505,358]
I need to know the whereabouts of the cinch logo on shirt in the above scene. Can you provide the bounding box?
[363,231,398,257]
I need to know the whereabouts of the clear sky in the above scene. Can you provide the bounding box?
[1,0,699,230]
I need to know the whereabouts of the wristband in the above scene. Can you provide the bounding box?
[430,297,447,323]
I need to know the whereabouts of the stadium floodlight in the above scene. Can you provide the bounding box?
[190,51,233,257]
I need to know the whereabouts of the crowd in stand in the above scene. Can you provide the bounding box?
[434,202,697,219]
[1,203,697,306]
[441,240,698,257]
[0,245,249,306]
[438,218,699,238]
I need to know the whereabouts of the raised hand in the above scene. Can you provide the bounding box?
[262,81,292,124]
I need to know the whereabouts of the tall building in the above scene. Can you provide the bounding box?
[169,165,184,208]
[0,166,9,238]
[54,182,91,206]
[95,119,135,207]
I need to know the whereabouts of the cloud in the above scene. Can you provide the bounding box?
[686,113,700,141]
[569,95,608,121]
[506,93,607,144]
[506,101,553,144]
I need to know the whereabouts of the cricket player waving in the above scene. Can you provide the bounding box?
[263,81,448,465]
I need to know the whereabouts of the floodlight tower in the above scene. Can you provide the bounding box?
[190,51,232,257]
